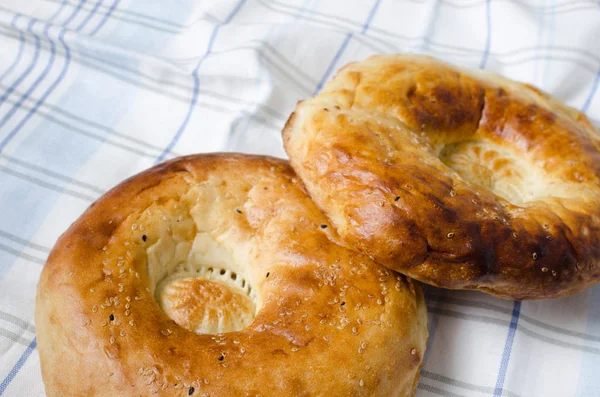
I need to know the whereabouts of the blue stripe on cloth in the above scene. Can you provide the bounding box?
[312,32,353,95]
[307,0,384,95]
[0,338,37,396]
[582,68,600,113]
[0,0,88,152]
[48,0,68,23]
[89,0,120,36]
[0,22,57,139]
[155,0,248,164]
[0,15,25,83]
[0,28,70,153]
[480,0,492,69]
[494,301,521,397]
[75,0,103,32]
[361,0,382,34]
[61,0,86,27]
[0,18,41,108]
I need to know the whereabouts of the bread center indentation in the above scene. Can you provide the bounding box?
[438,140,532,204]
[156,268,256,334]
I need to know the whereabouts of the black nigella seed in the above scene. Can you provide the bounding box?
[236,209,242,214]
[395,196,400,201]
[188,386,195,395]
[341,301,345,306]
[142,234,147,242]
[266,272,270,278]
[320,224,327,229]
[109,314,114,321]
[218,355,224,361]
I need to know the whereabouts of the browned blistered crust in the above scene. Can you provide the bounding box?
[283,54,600,300]
[35,153,427,396]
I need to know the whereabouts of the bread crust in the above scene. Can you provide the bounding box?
[35,153,427,396]
[283,54,600,300]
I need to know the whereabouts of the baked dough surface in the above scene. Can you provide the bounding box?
[284,54,600,299]
[36,153,427,396]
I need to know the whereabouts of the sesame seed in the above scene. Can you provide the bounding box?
[541,267,549,272]
[236,209,242,214]
[218,355,224,361]
[446,232,455,239]
[552,270,557,276]
[320,224,327,229]
[109,314,115,321]
[533,252,538,260]
[266,272,270,278]
[394,196,400,201]
[341,301,345,306]
[142,235,147,242]
[359,379,364,387]
[411,348,417,355]
[188,387,195,395]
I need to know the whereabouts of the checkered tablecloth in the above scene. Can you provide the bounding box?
[0,1,599,396]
